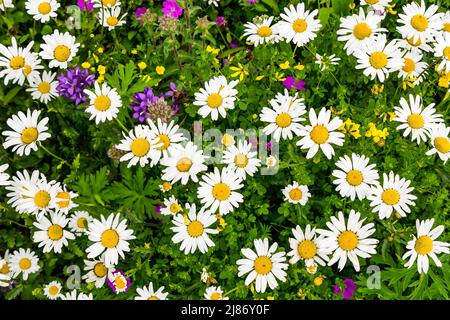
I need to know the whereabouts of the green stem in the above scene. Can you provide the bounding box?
[0,219,29,229]
[224,287,238,297]
[38,142,68,165]
[115,118,128,132]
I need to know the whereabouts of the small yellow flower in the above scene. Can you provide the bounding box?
[252,114,258,120]
[81,62,91,69]
[216,214,227,231]
[90,34,95,38]
[92,53,99,63]
[297,288,306,299]
[255,75,264,81]
[365,123,389,144]
[230,63,249,81]
[371,84,384,95]
[387,4,397,15]
[156,66,165,75]
[90,67,96,73]
[266,296,275,300]
[141,75,152,83]
[131,48,138,55]
[275,72,286,82]
[97,47,104,54]
[97,65,106,75]
[438,74,450,88]
[97,75,105,83]
[279,60,290,69]
[349,2,356,10]
[339,118,361,139]
[221,133,235,147]
[206,45,220,55]
[138,62,147,70]
[144,242,151,249]
[293,63,305,70]
[313,277,324,286]
[160,181,172,192]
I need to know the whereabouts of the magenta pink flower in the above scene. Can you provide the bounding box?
[162,0,183,18]
[283,76,306,92]
[333,278,357,300]
[77,0,94,11]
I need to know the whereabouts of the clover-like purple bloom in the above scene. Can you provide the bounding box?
[135,7,147,24]
[162,0,183,18]
[57,67,95,105]
[333,278,357,300]
[131,87,157,122]
[216,16,226,26]
[283,76,306,92]
[77,0,94,11]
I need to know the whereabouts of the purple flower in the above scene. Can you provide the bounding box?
[155,204,163,214]
[135,7,148,24]
[247,0,259,4]
[77,0,94,11]
[230,39,238,49]
[107,270,131,294]
[165,82,183,109]
[57,67,95,105]
[131,87,157,122]
[282,76,306,92]
[131,87,177,123]
[266,141,273,151]
[162,0,183,18]
[333,278,357,300]
[216,16,226,26]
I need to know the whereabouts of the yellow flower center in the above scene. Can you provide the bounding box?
[407,113,424,129]
[56,191,71,208]
[288,188,303,201]
[23,64,32,75]
[210,292,221,300]
[19,258,31,270]
[257,26,272,37]
[443,23,450,33]
[254,256,272,275]
[407,36,421,46]
[48,285,59,296]
[369,51,388,69]
[176,157,193,172]
[93,262,107,277]
[93,95,111,111]
[338,230,359,251]
[297,240,317,259]
[77,217,87,229]
[0,262,10,274]
[365,0,379,4]
[292,19,308,33]
[187,220,204,237]
[169,203,180,213]
[21,127,39,144]
[102,0,116,6]
[381,188,400,205]
[38,81,51,94]
[34,190,51,208]
[162,182,172,190]
[434,137,450,154]
[101,229,119,248]
[443,47,450,60]
[346,170,363,186]
[47,224,63,241]
[10,56,25,70]
[222,134,234,146]
[353,22,372,40]
[275,113,292,128]
[147,296,159,300]
[38,2,51,15]
[207,93,223,108]
[402,58,416,73]
[107,16,119,26]
[310,125,329,144]
[410,14,428,32]
[234,154,248,168]
[415,235,433,255]
[53,45,71,62]
[212,183,231,201]
[156,134,170,151]
[115,276,126,290]
[131,138,150,157]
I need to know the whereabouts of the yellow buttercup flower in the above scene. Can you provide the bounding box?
[339,118,361,139]
[81,62,91,69]
[144,242,151,249]
[365,123,389,144]
[438,73,450,88]
[275,72,286,81]
[230,63,249,81]
[206,45,220,55]
[131,49,138,55]
[255,75,264,81]
[97,65,106,75]
[97,47,104,54]
[97,75,105,83]
[279,61,290,69]
[138,62,147,70]
[156,66,165,75]
[293,63,305,70]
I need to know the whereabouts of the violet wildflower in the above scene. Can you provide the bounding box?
[165,82,183,110]
[247,0,259,4]
[333,278,357,300]
[230,39,238,49]
[131,87,157,122]
[107,270,131,294]
[77,0,94,11]
[135,7,148,24]
[266,141,273,151]
[57,67,95,105]
[216,16,226,26]
[162,0,183,18]
[147,96,176,123]
[282,76,306,92]
[131,87,177,123]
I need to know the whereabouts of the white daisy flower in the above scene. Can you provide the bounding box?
[147,118,187,163]
[160,141,208,185]
[86,212,136,267]
[43,281,62,300]
[282,181,311,205]
[171,203,218,254]
[0,250,13,286]
[332,153,380,201]
[39,29,80,69]
[276,3,321,47]
[93,0,121,8]
[317,210,378,272]
[84,81,122,124]
[296,107,344,160]
[287,225,329,267]
[25,0,60,23]
[402,219,450,274]
[222,140,261,180]
[9,248,40,281]
[396,50,428,85]
[98,7,127,31]
[204,286,229,300]
[433,33,450,73]
[396,0,443,44]
[265,155,278,168]
[204,0,219,7]
[107,270,130,293]
[336,8,387,55]
[236,238,288,293]
[193,75,238,121]
[159,181,172,192]
[354,34,404,82]
[393,94,443,144]
[425,124,450,163]
[116,125,162,168]
[33,210,75,253]
[160,195,182,216]
[2,109,51,156]
[69,210,92,235]
[360,0,392,11]
[54,184,78,214]
[5,169,43,213]
[440,12,450,35]
[60,289,93,300]
[395,36,434,53]
[26,71,58,104]
[82,253,114,288]
[315,53,341,71]
[0,0,14,11]
[243,16,281,46]
[367,171,417,219]
[197,167,244,216]
[135,282,169,300]
[260,89,306,142]
[0,164,9,186]
[0,37,43,86]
